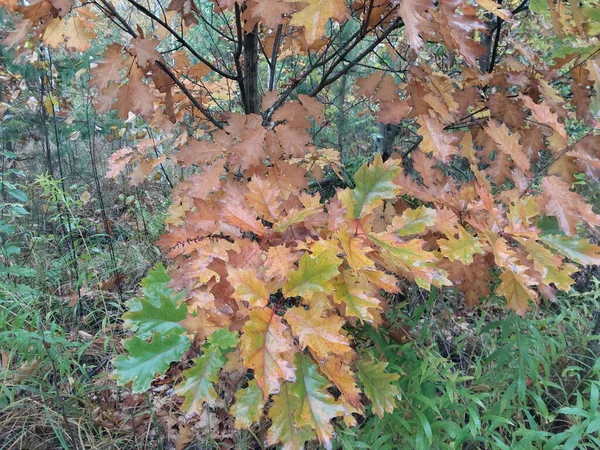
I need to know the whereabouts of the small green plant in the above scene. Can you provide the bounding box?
[337,288,600,450]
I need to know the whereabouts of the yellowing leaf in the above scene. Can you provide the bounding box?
[173,348,226,414]
[336,226,375,271]
[348,154,401,219]
[438,226,486,264]
[356,358,399,418]
[540,234,600,266]
[240,308,295,399]
[289,353,347,450]
[369,232,449,290]
[497,269,538,316]
[515,237,576,291]
[331,270,381,323]
[289,0,349,46]
[231,379,264,429]
[284,307,353,360]
[227,267,270,308]
[392,205,437,236]
[319,355,362,411]
[474,0,512,21]
[283,247,341,299]
[42,15,96,51]
[266,383,314,450]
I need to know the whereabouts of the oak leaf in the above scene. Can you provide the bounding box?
[266,383,313,450]
[231,379,264,429]
[240,308,295,398]
[484,120,530,173]
[283,247,341,299]
[356,358,399,418]
[285,307,353,360]
[497,269,538,316]
[289,0,349,46]
[346,154,401,219]
[289,353,347,450]
[331,270,381,323]
[541,176,600,235]
[438,226,486,264]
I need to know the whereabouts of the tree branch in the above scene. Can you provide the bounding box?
[155,60,224,130]
[125,0,236,80]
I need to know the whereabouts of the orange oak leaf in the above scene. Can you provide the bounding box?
[484,120,530,173]
[240,308,296,399]
[289,0,350,46]
[418,114,459,163]
[541,176,600,235]
[285,307,353,360]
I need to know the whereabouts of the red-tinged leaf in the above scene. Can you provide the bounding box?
[319,355,362,411]
[227,267,271,308]
[285,307,353,360]
[220,184,267,236]
[418,114,459,163]
[520,94,567,143]
[175,139,223,166]
[106,147,135,179]
[129,37,162,67]
[263,245,302,283]
[397,0,430,51]
[240,308,295,399]
[436,0,486,66]
[166,0,200,26]
[541,176,600,235]
[90,44,127,91]
[112,68,155,120]
[484,120,530,173]
[244,176,282,222]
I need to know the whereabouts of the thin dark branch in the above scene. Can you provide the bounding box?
[125,0,236,79]
[154,60,224,129]
[488,17,503,72]
[233,3,248,113]
[268,25,283,92]
[309,18,405,96]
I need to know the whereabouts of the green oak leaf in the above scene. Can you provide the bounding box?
[350,154,400,219]
[283,247,341,299]
[356,358,399,418]
[114,332,190,393]
[231,379,265,429]
[122,293,187,338]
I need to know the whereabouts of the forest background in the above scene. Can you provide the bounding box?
[1,0,600,449]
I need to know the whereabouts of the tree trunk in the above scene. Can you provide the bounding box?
[243,25,261,115]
